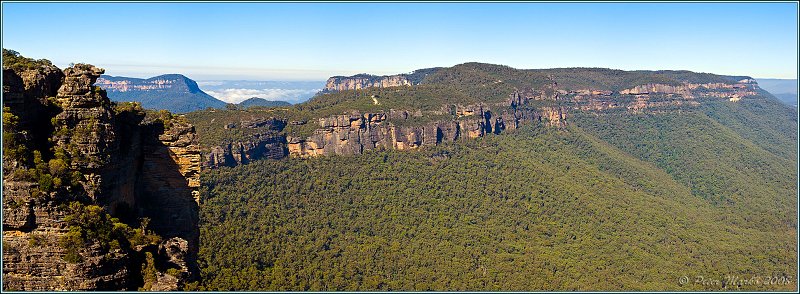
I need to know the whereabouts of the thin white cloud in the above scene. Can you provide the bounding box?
[197,81,225,87]
[205,88,320,104]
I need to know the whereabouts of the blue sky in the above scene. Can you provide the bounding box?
[2,2,797,80]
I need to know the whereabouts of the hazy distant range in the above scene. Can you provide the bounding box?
[197,80,325,104]
[190,78,797,108]
[756,78,798,107]
[198,79,795,107]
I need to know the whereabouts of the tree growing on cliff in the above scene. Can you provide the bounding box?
[59,202,162,264]
[2,48,53,72]
[140,252,158,291]
[2,107,28,166]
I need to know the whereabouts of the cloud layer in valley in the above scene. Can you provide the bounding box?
[204,88,320,104]
[198,80,324,104]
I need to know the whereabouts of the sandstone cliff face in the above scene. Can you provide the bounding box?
[204,118,287,168]
[17,65,64,102]
[618,82,757,101]
[285,92,560,158]
[205,73,761,167]
[95,77,179,92]
[206,134,286,167]
[205,72,762,167]
[324,74,412,92]
[2,64,201,291]
[619,83,695,97]
[2,66,63,169]
[136,119,201,282]
[52,65,120,202]
[203,89,568,167]
[95,74,207,94]
[561,79,758,112]
[2,180,132,290]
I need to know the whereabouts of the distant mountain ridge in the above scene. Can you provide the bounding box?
[756,78,798,107]
[96,74,226,113]
[238,97,292,108]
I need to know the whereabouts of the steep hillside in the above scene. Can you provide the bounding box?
[572,109,796,221]
[698,95,797,161]
[96,74,226,113]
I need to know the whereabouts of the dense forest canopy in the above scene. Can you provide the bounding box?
[191,100,796,290]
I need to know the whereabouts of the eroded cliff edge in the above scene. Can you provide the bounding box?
[322,68,439,93]
[201,68,760,169]
[203,94,567,167]
[2,57,200,290]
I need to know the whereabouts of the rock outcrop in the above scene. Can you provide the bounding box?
[3,228,132,290]
[203,88,569,167]
[282,98,558,158]
[324,74,413,92]
[204,118,287,167]
[322,68,443,93]
[52,64,119,201]
[561,79,758,112]
[205,69,763,167]
[204,70,765,167]
[96,75,190,92]
[137,117,201,279]
[205,134,287,167]
[618,82,757,101]
[2,65,63,168]
[2,63,201,291]
[619,83,695,97]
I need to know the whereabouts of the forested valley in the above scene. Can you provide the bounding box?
[191,95,797,290]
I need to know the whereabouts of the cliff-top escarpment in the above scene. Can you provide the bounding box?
[192,63,766,169]
[324,74,412,92]
[322,67,441,93]
[2,50,201,291]
[95,74,226,113]
[195,87,569,168]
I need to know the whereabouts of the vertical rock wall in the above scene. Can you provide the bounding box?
[284,90,563,158]
[2,63,201,291]
[324,74,412,92]
[204,90,568,167]
[137,120,201,271]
